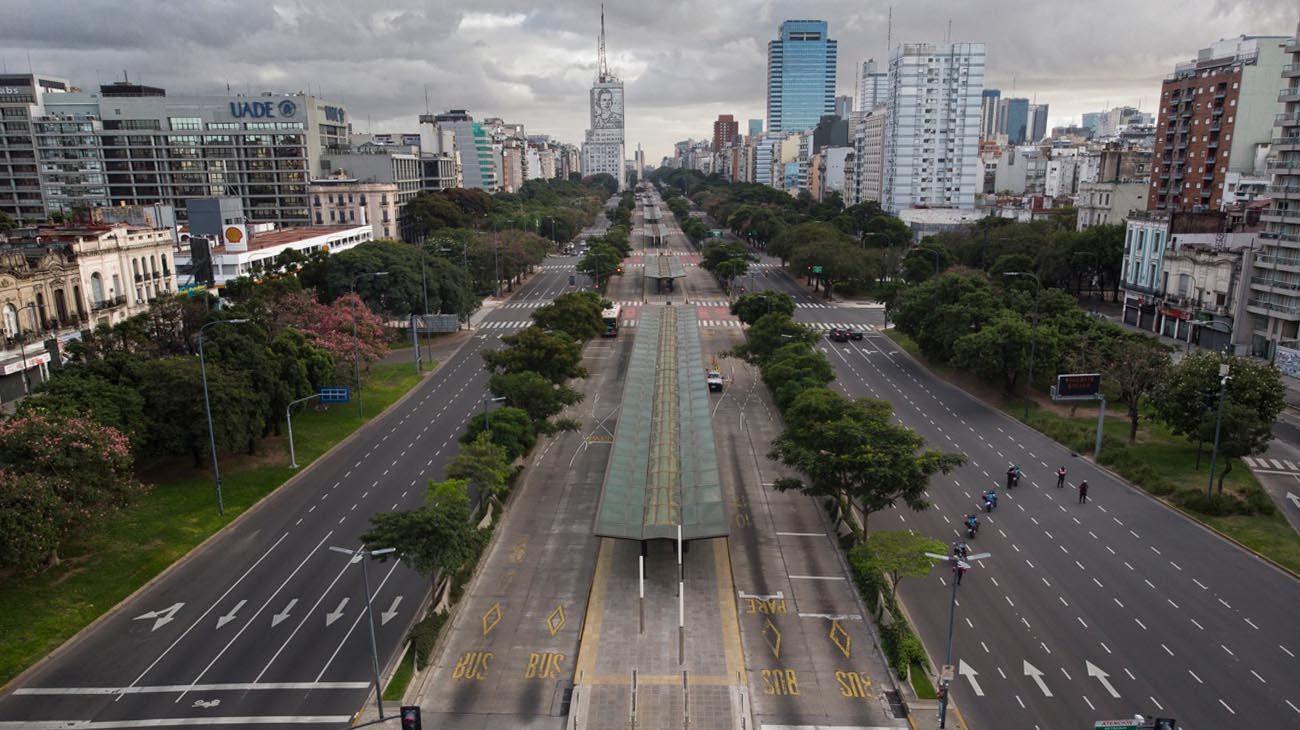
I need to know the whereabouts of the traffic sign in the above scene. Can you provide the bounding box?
[320,387,350,404]
[1054,372,1102,400]
[1093,721,1138,729]
[812,265,824,274]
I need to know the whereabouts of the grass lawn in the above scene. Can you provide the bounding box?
[909,663,937,700]
[383,645,416,702]
[0,362,426,688]
[885,330,1300,576]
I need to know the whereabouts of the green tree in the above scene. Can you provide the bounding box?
[952,310,1034,391]
[863,530,947,602]
[761,343,835,410]
[488,371,582,425]
[532,290,606,342]
[770,389,965,541]
[893,271,1000,364]
[461,406,536,460]
[1197,401,1274,493]
[402,191,467,239]
[21,372,147,449]
[446,432,516,501]
[1104,335,1171,443]
[482,326,586,383]
[731,312,817,365]
[0,211,16,233]
[0,412,143,569]
[361,478,488,580]
[731,290,796,325]
[137,357,264,464]
[1152,352,1285,462]
[576,242,622,286]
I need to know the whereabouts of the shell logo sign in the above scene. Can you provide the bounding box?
[223,224,248,252]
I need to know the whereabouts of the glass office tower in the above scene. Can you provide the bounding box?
[766,20,837,133]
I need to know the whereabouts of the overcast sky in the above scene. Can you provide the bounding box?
[3,1,1297,162]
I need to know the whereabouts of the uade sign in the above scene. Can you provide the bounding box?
[228,99,298,119]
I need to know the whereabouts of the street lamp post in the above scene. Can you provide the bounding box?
[328,545,396,720]
[198,318,249,516]
[482,394,507,431]
[924,549,992,729]
[16,302,38,395]
[1004,272,1042,419]
[285,392,322,469]
[1207,363,1231,498]
[914,247,942,277]
[352,272,390,419]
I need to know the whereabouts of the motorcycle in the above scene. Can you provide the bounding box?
[965,517,979,539]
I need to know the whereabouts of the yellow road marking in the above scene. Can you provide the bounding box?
[546,604,566,636]
[481,602,502,636]
[713,538,747,682]
[573,537,614,682]
[829,619,852,659]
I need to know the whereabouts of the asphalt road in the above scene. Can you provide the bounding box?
[0,251,590,730]
[742,268,1300,728]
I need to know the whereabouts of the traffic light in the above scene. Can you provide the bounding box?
[400,706,422,730]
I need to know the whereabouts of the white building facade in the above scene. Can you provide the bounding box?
[882,42,985,213]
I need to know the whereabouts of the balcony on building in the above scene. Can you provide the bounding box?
[1280,87,1300,104]
[1278,112,1300,127]
[1261,207,1300,224]
[1269,183,1300,199]
[1286,38,1300,54]
[1268,158,1300,174]
[1247,297,1300,320]
[1274,136,1300,151]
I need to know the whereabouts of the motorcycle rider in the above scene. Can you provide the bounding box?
[1006,465,1021,489]
[982,489,998,511]
[964,513,980,537]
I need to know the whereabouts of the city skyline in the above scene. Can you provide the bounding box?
[1,0,1297,162]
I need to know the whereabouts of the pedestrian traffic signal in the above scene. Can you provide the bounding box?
[400,706,422,730]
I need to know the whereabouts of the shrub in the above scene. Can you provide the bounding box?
[408,610,449,669]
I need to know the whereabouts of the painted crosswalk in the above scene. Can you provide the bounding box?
[477,321,534,331]
[795,302,833,309]
[617,319,743,329]
[1242,456,1300,473]
[804,322,881,332]
[539,264,576,270]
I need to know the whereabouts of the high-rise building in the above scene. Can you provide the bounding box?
[835,95,853,118]
[980,89,1001,140]
[748,119,763,137]
[766,20,838,133]
[1028,103,1050,143]
[1249,26,1300,355]
[1149,34,1290,212]
[852,108,887,204]
[433,110,499,192]
[713,114,739,151]
[1081,112,1105,132]
[0,73,71,224]
[999,97,1030,144]
[21,82,348,226]
[881,42,985,213]
[582,7,626,190]
[857,59,887,112]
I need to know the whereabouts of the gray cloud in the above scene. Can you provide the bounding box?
[1,0,1296,161]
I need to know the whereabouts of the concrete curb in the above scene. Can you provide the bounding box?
[0,355,457,695]
[881,331,1300,584]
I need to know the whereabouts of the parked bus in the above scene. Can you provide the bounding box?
[601,304,621,337]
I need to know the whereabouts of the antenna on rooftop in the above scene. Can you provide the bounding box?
[597,3,613,82]
[424,84,430,114]
[946,18,952,45]
[886,6,893,56]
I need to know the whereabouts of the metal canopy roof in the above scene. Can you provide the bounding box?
[594,306,728,541]
[644,250,686,280]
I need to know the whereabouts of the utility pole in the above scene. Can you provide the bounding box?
[352,272,390,419]
[328,545,396,720]
[1207,362,1231,497]
[925,549,992,729]
[198,318,249,516]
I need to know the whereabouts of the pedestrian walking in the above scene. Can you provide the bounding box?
[1078,480,1089,504]
[1056,466,1067,488]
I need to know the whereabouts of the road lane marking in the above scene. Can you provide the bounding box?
[1190,618,1204,630]
[788,575,846,580]
[118,532,290,698]
[177,531,335,701]
[1188,669,1203,683]
[1134,618,1146,630]
[0,718,357,728]
[18,682,371,695]
[1194,578,1208,590]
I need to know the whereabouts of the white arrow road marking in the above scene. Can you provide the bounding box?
[325,598,348,627]
[1086,660,1121,698]
[958,659,984,696]
[1287,492,1300,509]
[215,600,246,629]
[133,603,184,631]
[1023,660,1053,697]
[271,599,298,628]
[381,596,404,626]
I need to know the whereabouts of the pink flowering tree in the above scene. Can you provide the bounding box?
[0,412,144,571]
[275,291,389,380]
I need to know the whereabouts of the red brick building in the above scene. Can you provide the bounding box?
[712,114,739,152]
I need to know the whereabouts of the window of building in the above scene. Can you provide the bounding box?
[169,117,202,131]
